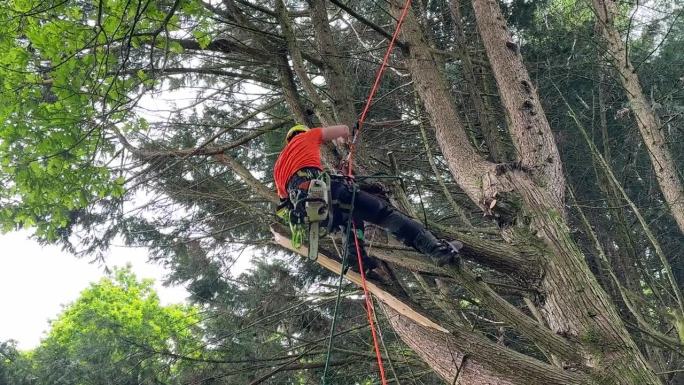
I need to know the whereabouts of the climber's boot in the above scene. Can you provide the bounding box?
[413,229,462,266]
[430,240,463,266]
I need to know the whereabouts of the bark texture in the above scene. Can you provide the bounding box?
[399,3,493,206]
[472,0,564,208]
[448,0,507,162]
[495,172,661,385]
[383,306,591,385]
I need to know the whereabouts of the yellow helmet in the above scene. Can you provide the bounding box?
[285,124,309,143]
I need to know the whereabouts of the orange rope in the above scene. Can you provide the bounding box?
[352,222,388,384]
[342,1,414,383]
[346,0,414,176]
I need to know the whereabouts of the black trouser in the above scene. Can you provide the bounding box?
[328,178,426,250]
[287,168,433,266]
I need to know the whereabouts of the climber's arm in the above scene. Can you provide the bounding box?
[321,124,350,142]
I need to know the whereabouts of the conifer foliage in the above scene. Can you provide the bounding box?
[0,0,682,383]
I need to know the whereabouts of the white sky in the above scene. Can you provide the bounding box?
[0,230,188,350]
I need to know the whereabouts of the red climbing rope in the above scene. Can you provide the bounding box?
[346,0,414,177]
[352,222,388,383]
[342,1,414,384]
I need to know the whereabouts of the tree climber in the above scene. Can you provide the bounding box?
[274,123,461,273]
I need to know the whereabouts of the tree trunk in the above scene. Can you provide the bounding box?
[471,0,564,208]
[308,0,357,126]
[394,1,493,205]
[591,0,684,234]
[387,0,663,383]
[383,305,591,385]
[448,0,507,162]
[495,172,661,385]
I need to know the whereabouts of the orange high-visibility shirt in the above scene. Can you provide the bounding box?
[273,128,323,198]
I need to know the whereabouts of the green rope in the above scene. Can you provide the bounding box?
[374,305,401,385]
[321,182,357,385]
[290,222,304,248]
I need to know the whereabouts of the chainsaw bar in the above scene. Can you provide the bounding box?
[307,224,319,261]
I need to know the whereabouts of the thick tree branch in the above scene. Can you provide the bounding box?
[431,223,541,277]
[136,120,288,159]
[276,0,334,125]
[416,93,473,227]
[448,0,506,162]
[383,305,591,385]
[327,0,409,51]
[118,67,280,87]
[365,241,581,363]
[471,0,564,208]
[447,265,584,364]
[396,4,494,206]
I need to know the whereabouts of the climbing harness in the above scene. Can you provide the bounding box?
[321,0,415,383]
[286,172,371,261]
[287,171,333,260]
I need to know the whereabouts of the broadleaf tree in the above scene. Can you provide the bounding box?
[30,267,203,385]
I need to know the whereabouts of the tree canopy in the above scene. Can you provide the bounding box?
[2,267,202,385]
[0,0,682,384]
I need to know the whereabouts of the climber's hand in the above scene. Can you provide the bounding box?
[333,136,348,146]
